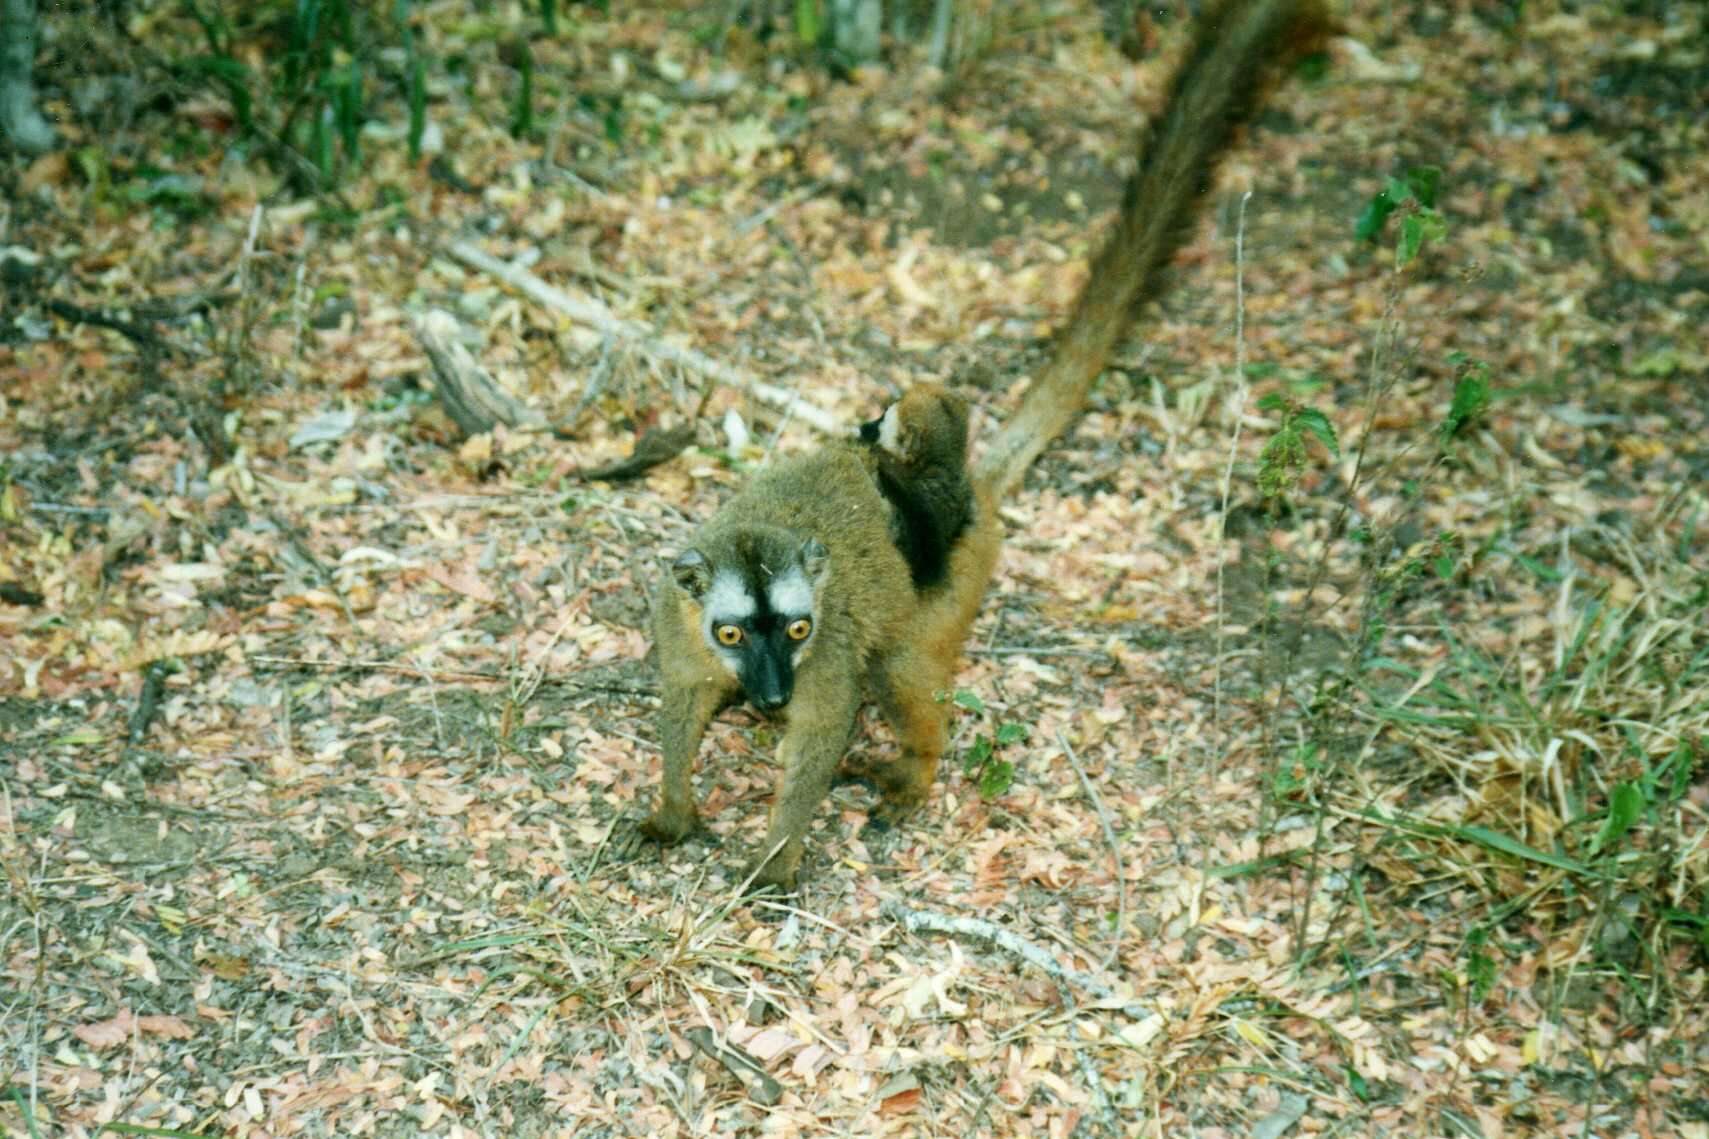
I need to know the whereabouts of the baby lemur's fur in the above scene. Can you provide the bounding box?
[640,0,1330,892]
[859,383,974,590]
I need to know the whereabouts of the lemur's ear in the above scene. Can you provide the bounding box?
[799,537,830,581]
[671,549,711,597]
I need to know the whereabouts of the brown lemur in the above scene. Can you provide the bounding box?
[640,0,1330,893]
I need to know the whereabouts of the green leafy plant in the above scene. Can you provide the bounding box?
[511,39,536,138]
[1462,925,1496,1004]
[1270,740,1323,799]
[1362,561,1708,966]
[403,2,428,160]
[281,0,368,179]
[794,0,822,46]
[1255,392,1339,498]
[1439,352,1492,448]
[166,0,443,186]
[951,690,1026,800]
[1356,165,1448,267]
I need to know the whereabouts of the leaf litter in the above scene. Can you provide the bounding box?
[2,2,1707,1137]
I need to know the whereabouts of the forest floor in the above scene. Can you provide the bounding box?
[2,2,1706,1137]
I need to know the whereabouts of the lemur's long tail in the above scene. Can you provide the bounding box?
[973,0,1330,501]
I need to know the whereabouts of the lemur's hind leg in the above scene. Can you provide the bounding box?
[870,644,954,820]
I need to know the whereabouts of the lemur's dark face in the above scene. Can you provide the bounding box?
[671,534,827,714]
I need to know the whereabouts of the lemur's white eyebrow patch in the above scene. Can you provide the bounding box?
[705,573,756,622]
[767,570,814,617]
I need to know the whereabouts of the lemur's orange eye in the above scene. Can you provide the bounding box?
[786,619,813,641]
[716,624,744,646]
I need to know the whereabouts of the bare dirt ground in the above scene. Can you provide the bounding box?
[2,3,1706,1136]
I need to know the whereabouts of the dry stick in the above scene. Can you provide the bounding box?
[233,203,264,357]
[1076,1047,1123,1139]
[733,179,826,236]
[43,299,179,355]
[1212,190,1255,727]
[561,333,617,432]
[247,654,502,681]
[1058,731,1126,974]
[731,836,793,901]
[28,502,108,516]
[279,678,294,776]
[106,1067,170,1138]
[446,241,843,436]
[515,611,580,705]
[880,900,1117,1002]
[413,308,550,435]
[289,249,310,364]
[684,1026,784,1107]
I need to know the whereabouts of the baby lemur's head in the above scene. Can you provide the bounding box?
[858,383,969,470]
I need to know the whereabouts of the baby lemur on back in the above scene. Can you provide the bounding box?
[639,0,1330,892]
[858,383,974,591]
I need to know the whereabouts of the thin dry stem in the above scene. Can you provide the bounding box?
[1213,189,1254,728]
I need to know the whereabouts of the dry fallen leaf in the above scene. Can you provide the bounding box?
[73,1014,134,1050]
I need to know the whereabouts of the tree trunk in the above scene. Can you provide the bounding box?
[827,0,882,64]
[1,0,56,153]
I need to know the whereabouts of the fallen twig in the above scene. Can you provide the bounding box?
[46,299,181,355]
[880,900,1113,999]
[734,179,825,236]
[1058,731,1127,974]
[560,334,617,433]
[0,583,44,607]
[575,424,696,482]
[246,654,657,697]
[28,503,110,517]
[248,654,503,681]
[446,240,843,436]
[684,1026,784,1107]
[412,309,551,436]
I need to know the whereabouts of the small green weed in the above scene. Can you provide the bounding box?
[1355,165,1448,268]
[1255,392,1339,499]
[951,689,1026,800]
